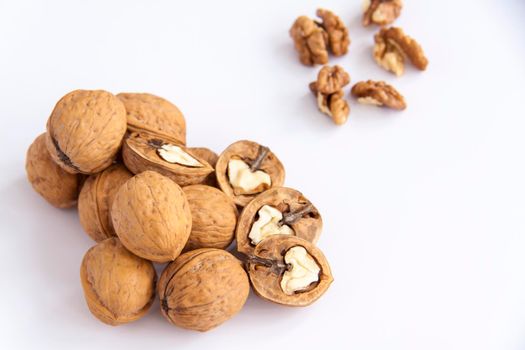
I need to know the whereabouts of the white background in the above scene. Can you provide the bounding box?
[1,0,525,349]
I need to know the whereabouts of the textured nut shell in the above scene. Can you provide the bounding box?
[25,133,80,208]
[248,235,333,306]
[80,237,156,326]
[78,164,133,242]
[216,140,285,207]
[158,249,249,332]
[188,147,219,187]
[111,171,192,263]
[122,132,214,187]
[117,93,186,145]
[183,185,238,250]
[45,90,127,174]
[236,187,322,256]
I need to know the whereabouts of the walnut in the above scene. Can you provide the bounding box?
[245,235,333,306]
[316,65,350,94]
[78,164,133,242]
[216,140,285,207]
[362,0,403,26]
[80,237,156,326]
[122,132,214,186]
[111,171,192,263]
[236,187,322,256]
[289,16,329,66]
[351,80,406,110]
[316,9,350,56]
[309,65,351,125]
[25,133,81,208]
[158,248,250,332]
[117,93,186,145]
[187,147,219,187]
[45,90,127,174]
[182,185,238,250]
[373,27,428,76]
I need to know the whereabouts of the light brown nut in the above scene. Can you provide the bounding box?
[363,0,403,27]
[117,93,186,145]
[373,27,428,76]
[78,164,133,242]
[316,9,350,56]
[122,132,214,187]
[187,147,219,187]
[315,65,350,94]
[25,133,81,208]
[45,90,127,174]
[216,140,285,207]
[80,237,156,326]
[246,235,333,306]
[289,16,329,66]
[351,80,406,110]
[158,248,250,332]
[236,187,322,256]
[111,171,192,263]
[310,81,350,126]
[182,185,238,250]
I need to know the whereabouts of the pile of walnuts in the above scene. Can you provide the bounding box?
[25,89,333,331]
[290,2,428,125]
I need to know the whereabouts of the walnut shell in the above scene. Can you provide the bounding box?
[187,147,219,187]
[45,90,127,174]
[183,185,238,250]
[78,164,133,242]
[25,133,81,208]
[216,140,285,207]
[111,171,192,263]
[117,93,186,145]
[236,187,322,256]
[247,235,333,306]
[158,248,249,331]
[80,237,156,326]
[122,132,214,186]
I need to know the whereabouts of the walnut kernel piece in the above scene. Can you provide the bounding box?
[158,144,202,167]
[316,65,350,94]
[289,16,329,66]
[316,9,350,56]
[363,0,403,26]
[281,246,321,295]
[374,27,428,76]
[310,82,350,125]
[351,80,406,110]
[228,158,271,195]
[248,205,294,245]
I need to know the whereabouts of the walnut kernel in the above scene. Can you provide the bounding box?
[351,80,406,110]
[289,16,329,66]
[363,0,403,26]
[316,8,350,56]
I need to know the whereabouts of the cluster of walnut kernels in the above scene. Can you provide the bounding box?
[290,3,427,125]
[25,90,333,331]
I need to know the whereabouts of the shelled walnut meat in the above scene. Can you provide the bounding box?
[80,237,156,326]
[351,80,406,110]
[316,8,350,56]
[45,89,127,174]
[26,133,81,208]
[78,164,133,242]
[310,65,350,125]
[362,0,403,27]
[122,131,213,186]
[290,16,329,66]
[236,187,322,256]
[158,248,250,332]
[216,140,285,207]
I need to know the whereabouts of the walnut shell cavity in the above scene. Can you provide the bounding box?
[117,93,186,145]
[45,90,127,174]
[158,248,250,332]
[236,187,322,256]
[80,237,157,326]
[25,133,81,208]
[216,140,285,207]
[78,164,133,242]
[247,235,333,307]
[183,185,238,250]
[111,171,192,263]
[187,147,219,187]
[122,132,214,187]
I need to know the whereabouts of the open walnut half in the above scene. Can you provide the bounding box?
[351,80,406,110]
[236,187,322,256]
[245,235,333,306]
[122,132,213,186]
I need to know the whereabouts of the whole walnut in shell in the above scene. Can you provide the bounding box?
[158,248,250,332]
[117,93,186,145]
[78,164,133,242]
[45,89,127,174]
[80,237,156,326]
[26,133,81,208]
[183,185,238,250]
[187,147,219,187]
[111,171,192,263]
